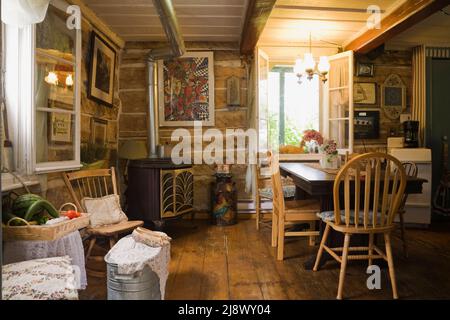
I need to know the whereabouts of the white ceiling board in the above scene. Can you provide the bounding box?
[386,5,450,50]
[82,0,248,42]
[259,0,403,60]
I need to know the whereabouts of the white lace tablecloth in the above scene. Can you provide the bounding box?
[105,236,170,299]
[3,231,87,290]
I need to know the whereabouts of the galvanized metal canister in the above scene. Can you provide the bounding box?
[106,263,161,300]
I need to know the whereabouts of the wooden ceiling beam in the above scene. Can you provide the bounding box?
[344,0,450,54]
[240,0,277,55]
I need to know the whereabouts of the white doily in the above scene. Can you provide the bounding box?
[105,236,170,299]
[3,231,87,290]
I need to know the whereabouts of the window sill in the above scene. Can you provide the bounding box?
[279,153,322,162]
[1,172,40,192]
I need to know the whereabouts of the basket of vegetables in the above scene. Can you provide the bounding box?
[2,194,89,241]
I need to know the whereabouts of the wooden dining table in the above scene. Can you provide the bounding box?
[279,162,427,270]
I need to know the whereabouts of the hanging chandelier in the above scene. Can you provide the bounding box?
[294,33,330,84]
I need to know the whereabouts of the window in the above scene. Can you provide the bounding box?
[4,3,81,175]
[268,66,320,150]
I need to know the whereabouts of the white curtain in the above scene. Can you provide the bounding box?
[1,0,50,26]
[411,45,426,147]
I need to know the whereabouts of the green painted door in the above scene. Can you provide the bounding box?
[427,58,450,202]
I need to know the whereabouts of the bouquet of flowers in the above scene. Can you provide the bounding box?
[301,130,324,153]
[319,140,340,169]
[320,139,338,156]
[302,129,324,146]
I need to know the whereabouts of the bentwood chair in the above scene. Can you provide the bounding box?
[271,154,320,260]
[255,151,296,230]
[313,153,407,299]
[397,162,418,258]
[63,167,144,277]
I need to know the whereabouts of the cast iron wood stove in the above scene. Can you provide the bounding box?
[126,158,193,226]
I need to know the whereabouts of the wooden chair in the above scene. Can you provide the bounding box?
[255,151,296,230]
[396,162,418,258]
[62,167,144,277]
[271,154,320,260]
[313,153,407,299]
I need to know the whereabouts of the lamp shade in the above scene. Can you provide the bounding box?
[1,0,50,26]
[294,58,304,75]
[318,56,330,74]
[118,140,148,160]
[303,53,315,72]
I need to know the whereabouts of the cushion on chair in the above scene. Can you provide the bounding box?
[82,194,128,227]
[87,220,144,236]
[259,185,296,199]
[2,256,78,300]
[317,210,380,224]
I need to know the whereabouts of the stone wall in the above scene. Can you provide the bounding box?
[354,50,412,153]
[43,20,122,208]
[119,42,251,212]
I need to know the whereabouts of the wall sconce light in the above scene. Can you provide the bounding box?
[65,74,74,87]
[44,71,58,85]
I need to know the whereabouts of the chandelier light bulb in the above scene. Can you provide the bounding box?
[294,58,304,75]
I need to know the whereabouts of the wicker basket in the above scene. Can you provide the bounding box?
[2,203,90,241]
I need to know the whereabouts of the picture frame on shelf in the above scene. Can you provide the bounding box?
[354,82,377,105]
[158,51,215,126]
[356,62,374,77]
[88,31,117,108]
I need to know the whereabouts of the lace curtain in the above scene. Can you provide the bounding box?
[1,0,50,26]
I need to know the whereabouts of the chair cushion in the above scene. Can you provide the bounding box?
[87,220,144,236]
[82,194,128,227]
[259,185,296,199]
[2,256,78,300]
[318,210,380,224]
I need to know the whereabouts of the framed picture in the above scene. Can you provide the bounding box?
[49,113,72,143]
[356,62,374,77]
[88,32,116,108]
[91,118,108,146]
[381,74,406,120]
[354,82,377,105]
[158,51,215,126]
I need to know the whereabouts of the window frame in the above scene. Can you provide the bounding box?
[4,3,82,175]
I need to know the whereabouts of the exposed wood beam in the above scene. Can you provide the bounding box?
[240,0,276,55]
[67,0,126,48]
[345,0,450,54]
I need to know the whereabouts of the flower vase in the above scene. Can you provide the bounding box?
[320,154,340,169]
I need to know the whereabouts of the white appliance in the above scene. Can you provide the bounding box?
[389,148,432,226]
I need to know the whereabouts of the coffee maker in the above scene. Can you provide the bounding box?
[403,121,419,148]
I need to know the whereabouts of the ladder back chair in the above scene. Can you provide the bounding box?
[271,154,320,260]
[62,167,144,277]
[313,153,407,299]
[397,162,418,258]
[256,151,296,230]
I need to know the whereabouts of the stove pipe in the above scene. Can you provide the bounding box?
[147,0,185,158]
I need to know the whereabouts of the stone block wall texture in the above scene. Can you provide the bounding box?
[119,42,251,212]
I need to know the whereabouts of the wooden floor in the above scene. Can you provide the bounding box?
[80,219,450,300]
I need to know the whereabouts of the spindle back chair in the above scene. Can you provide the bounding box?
[313,152,407,299]
[63,167,143,277]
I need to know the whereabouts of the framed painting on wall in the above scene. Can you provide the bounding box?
[88,32,116,108]
[91,118,108,146]
[158,51,215,126]
[354,82,377,105]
